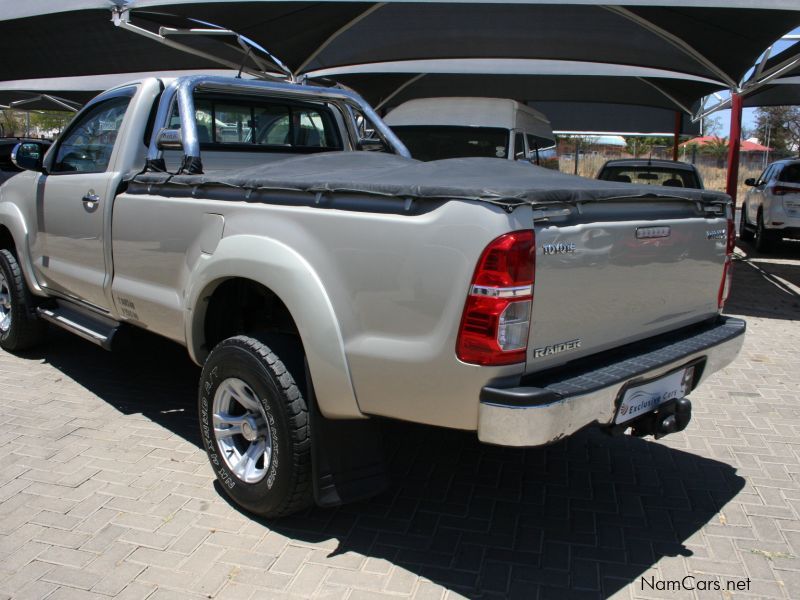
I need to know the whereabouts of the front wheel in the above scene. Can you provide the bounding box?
[198,335,312,518]
[0,249,45,351]
[738,204,754,242]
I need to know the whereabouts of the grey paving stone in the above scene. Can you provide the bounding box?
[1,245,799,599]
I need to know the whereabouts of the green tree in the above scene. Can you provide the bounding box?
[0,110,24,137]
[625,136,654,158]
[702,114,722,137]
[29,111,73,135]
[700,136,729,168]
[754,106,800,155]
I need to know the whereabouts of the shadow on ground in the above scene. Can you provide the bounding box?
[22,328,744,599]
[726,239,800,320]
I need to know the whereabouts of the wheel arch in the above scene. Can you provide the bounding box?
[185,234,362,420]
[0,202,43,295]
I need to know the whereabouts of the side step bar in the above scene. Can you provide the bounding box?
[37,302,121,350]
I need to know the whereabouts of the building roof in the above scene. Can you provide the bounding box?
[680,136,773,152]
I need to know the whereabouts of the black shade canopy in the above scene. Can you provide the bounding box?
[743,81,800,108]
[1,2,798,137]
[2,2,799,87]
[334,72,716,111]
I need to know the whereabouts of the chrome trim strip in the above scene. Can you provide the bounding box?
[470,285,533,298]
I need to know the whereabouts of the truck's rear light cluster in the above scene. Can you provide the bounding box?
[718,217,735,310]
[456,231,535,365]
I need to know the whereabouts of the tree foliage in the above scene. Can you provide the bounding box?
[0,109,72,138]
[754,106,800,155]
[699,136,729,168]
[702,115,722,137]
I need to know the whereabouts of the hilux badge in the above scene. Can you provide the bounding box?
[542,242,576,255]
[636,226,671,239]
[705,229,727,240]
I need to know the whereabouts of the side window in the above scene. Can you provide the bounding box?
[779,163,800,183]
[514,133,526,160]
[53,96,131,173]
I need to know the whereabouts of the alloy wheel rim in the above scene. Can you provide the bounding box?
[0,271,11,333]
[212,377,273,484]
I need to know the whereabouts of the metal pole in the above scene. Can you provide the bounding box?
[725,92,743,208]
[672,111,681,161]
[574,137,579,175]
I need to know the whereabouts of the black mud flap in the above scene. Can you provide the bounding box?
[306,375,389,507]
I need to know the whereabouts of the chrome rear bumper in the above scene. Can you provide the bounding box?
[477,317,745,447]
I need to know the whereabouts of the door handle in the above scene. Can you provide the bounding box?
[82,193,100,204]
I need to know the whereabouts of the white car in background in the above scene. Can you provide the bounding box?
[740,159,800,252]
[384,97,559,169]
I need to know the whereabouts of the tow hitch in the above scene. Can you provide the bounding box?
[609,397,693,439]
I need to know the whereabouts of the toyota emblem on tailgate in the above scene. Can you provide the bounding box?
[636,226,671,239]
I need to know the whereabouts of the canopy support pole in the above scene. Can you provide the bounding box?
[672,111,681,161]
[725,92,743,208]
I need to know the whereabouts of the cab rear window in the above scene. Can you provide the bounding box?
[167,96,342,152]
[599,166,700,189]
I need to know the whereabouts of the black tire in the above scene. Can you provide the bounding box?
[738,204,754,242]
[0,249,45,351]
[198,335,312,518]
[754,210,777,253]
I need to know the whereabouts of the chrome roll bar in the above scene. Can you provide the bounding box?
[145,75,411,173]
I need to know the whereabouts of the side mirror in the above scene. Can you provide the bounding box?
[10,142,46,172]
[357,137,387,152]
[744,178,756,186]
[155,128,183,151]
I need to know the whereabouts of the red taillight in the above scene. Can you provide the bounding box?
[456,230,535,366]
[718,217,734,310]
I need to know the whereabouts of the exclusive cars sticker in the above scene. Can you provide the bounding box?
[615,366,695,424]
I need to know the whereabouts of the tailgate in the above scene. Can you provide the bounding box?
[526,197,729,374]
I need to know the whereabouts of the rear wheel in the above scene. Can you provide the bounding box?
[754,210,777,253]
[0,249,45,352]
[198,335,312,518]
[738,204,754,242]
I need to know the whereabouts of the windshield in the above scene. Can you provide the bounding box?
[390,126,509,161]
[598,165,701,189]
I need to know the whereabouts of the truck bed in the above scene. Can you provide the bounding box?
[129,152,729,210]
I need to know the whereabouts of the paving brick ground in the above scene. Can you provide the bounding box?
[0,238,799,600]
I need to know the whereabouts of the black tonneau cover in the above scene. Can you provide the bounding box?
[130,152,730,208]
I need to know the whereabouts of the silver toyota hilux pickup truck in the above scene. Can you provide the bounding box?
[0,76,744,517]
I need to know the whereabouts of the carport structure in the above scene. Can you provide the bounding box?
[1,1,799,200]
